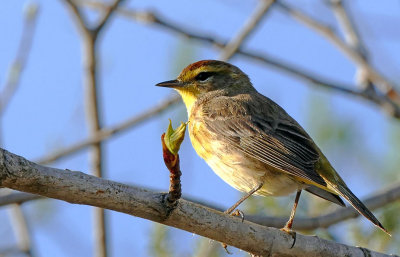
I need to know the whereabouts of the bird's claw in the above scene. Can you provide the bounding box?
[219,210,244,253]
[280,227,297,249]
[231,209,245,222]
[222,243,232,254]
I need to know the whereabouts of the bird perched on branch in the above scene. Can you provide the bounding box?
[156,60,389,239]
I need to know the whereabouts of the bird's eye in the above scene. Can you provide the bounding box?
[195,72,214,81]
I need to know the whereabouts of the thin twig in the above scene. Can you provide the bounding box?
[31,1,398,169]
[219,0,275,60]
[36,95,180,164]
[275,1,400,104]
[64,0,87,31]
[329,0,366,55]
[9,204,32,256]
[242,50,400,118]
[0,191,41,207]
[93,0,124,37]
[329,0,372,92]
[62,1,126,256]
[246,182,400,230]
[0,3,39,116]
[81,2,400,119]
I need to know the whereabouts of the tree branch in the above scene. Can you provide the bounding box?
[275,1,400,104]
[0,148,393,257]
[329,0,373,93]
[0,3,39,116]
[2,180,399,232]
[0,4,39,255]
[219,0,275,60]
[64,0,88,34]
[0,191,41,207]
[247,182,400,230]
[62,1,126,256]
[35,95,180,164]
[81,1,400,119]
[92,0,125,38]
[9,204,32,256]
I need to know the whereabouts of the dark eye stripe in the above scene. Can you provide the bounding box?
[195,72,214,81]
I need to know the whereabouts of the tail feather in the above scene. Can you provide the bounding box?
[305,185,345,207]
[336,184,390,236]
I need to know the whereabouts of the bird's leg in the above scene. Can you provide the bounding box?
[222,182,263,253]
[225,182,264,215]
[280,189,302,248]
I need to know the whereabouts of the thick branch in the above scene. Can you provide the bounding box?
[2,181,399,232]
[0,148,392,257]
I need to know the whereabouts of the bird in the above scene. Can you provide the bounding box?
[156,60,389,238]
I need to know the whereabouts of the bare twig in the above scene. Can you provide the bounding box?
[219,0,275,60]
[329,0,366,56]
[9,204,32,256]
[242,50,400,118]
[36,95,180,164]
[246,182,400,230]
[275,1,400,104]
[0,3,39,116]
[64,0,87,31]
[93,0,123,37]
[81,2,400,119]
[329,0,373,92]
[0,148,393,257]
[62,1,126,256]
[0,191,41,207]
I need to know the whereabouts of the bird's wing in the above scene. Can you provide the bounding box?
[201,96,327,188]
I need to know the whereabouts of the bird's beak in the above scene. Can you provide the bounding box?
[155,79,183,88]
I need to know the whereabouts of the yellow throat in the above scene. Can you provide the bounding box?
[175,89,198,117]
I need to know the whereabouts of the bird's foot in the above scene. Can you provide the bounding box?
[280,227,296,249]
[231,209,245,222]
[221,242,232,254]
[219,209,245,253]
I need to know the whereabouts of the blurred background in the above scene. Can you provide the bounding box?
[0,0,399,256]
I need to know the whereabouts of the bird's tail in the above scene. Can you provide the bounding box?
[336,184,390,236]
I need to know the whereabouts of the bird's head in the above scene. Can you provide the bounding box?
[156,60,253,112]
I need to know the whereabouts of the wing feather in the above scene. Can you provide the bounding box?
[201,96,326,187]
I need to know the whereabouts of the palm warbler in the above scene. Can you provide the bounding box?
[156,60,388,235]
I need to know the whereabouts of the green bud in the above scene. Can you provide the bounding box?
[164,119,187,155]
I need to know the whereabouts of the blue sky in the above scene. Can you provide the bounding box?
[1,0,399,256]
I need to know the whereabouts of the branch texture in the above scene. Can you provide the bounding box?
[0,148,394,257]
